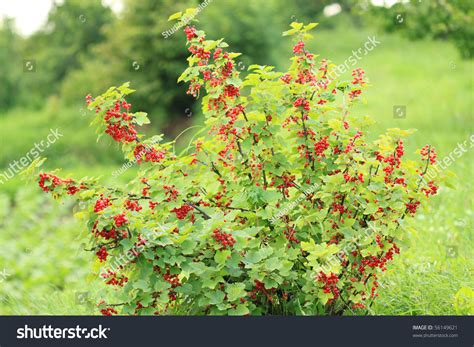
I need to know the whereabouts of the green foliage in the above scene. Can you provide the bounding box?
[453,287,474,315]
[283,0,367,30]
[373,197,474,315]
[0,18,22,111]
[0,188,93,314]
[1,11,471,316]
[19,0,113,106]
[62,0,296,132]
[0,106,124,170]
[34,16,445,316]
[374,0,473,59]
[200,0,283,67]
[61,0,196,131]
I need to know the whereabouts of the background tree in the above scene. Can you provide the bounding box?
[0,18,21,111]
[371,0,473,59]
[63,0,289,133]
[200,0,284,67]
[19,0,113,107]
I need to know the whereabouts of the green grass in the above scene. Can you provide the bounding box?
[0,187,90,314]
[0,21,472,315]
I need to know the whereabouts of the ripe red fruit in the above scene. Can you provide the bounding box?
[421,145,437,165]
[293,41,305,55]
[113,213,128,227]
[171,205,194,220]
[94,195,111,213]
[125,199,142,212]
[96,246,108,262]
[100,307,118,316]
[212,229,236,249]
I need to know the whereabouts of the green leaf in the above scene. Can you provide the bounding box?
[328,118,342,131]
[248,64,263,70]
[454,287,474,314]
[214,250,231,265]
[134,279,150,291]
[228,304,250,315]
[154,279,171,292]
[204,39,222,52]
[318,291,334,305]
[228,52,242,59]
[117,82,135,95]
[279,261,294,276]
[181,240,197,255]
[175,283,194,295]
[290,22,304,30]
[168,11,182,21]
[134,112,150,126]
[206,290,225,305]
[304,23,319,31]
[226,283,246,301]
[301,238,317,253]
[20,157,47,178]
[264,257,282,271]
[364,202,379,215]
[282,28,298,37]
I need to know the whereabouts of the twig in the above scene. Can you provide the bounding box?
[184,200,211,220]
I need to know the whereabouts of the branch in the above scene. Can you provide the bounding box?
[241,110,249,122]
[184,200,211,220]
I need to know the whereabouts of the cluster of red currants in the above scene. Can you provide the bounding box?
[212,229,236,249]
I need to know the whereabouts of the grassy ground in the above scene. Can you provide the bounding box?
[0,21,472,315]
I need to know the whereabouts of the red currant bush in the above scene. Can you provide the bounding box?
[33,9,443,316]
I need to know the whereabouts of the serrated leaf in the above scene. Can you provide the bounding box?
[364,202,378,215]
[134,112,150,126]
[134,279,150,291]
[304,23,319,31]
[214,250,231,264]
[206,290,225,305]
[226,283,246,301]
[282,28,298,36]
[290,22,304,30]
[168,11,182,21]
[228,304,249,315]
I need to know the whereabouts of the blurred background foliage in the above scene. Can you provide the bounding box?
[0,0,472,314]
[372,0,473,58]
